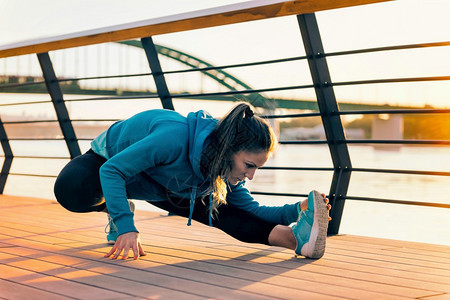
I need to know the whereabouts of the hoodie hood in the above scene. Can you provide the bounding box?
[187,110,218,181]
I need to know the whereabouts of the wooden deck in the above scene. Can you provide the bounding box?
[0,195,449,299]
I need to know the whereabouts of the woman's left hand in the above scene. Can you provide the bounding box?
[104,231,146,260]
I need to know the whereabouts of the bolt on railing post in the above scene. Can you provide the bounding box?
[297,13,353,235]
[37,52,81,159]
[0,118,13,194]
[141,37,175,110]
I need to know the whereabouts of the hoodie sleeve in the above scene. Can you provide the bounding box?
[226,181,300,225]
[100,129,184,236]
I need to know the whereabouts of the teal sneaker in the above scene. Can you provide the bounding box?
[105,200,135,244]
[292,190,328,259]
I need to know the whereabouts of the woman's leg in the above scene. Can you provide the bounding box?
[149,197,277,245]
[268,225,296,249]
[54,149,107,213]
[150,192,330,258]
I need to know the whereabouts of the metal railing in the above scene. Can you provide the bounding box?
[0,3,449,235]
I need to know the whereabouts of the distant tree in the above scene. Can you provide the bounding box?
[346,116,372,138]
[345,114,450,140]
[404,114,450,140]
[279,116,322,129]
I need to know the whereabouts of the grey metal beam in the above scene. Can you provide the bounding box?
[297,13,352,235]
[141,37,175,110]
[37,53,81,159]
[0,118,13,194]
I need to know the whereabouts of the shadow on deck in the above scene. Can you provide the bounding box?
[0,195,449,299]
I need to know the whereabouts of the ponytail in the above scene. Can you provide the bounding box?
[201,103,278,215]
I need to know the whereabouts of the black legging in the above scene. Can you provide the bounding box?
[54,149,277,245]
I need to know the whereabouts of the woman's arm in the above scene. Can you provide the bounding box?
[99,129,185,259]
[226,181,300,225]
[100,130,184,235]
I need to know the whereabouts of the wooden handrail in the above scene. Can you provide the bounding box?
[0,0,390,58]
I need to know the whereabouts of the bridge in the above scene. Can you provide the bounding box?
[0,40,427,111]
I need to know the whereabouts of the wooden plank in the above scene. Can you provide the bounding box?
[0,251,250,300]
[419,294,450,300]
[331,234,450,254]
[0,278,72,300]
[0,196,56,210]
[328,236,450,260]
[0,261,130,299]
[326,240,450,265]
[0,242,14,248]
[0,0,391,58]
[324,245,450,271]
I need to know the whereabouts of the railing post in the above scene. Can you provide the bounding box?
[37,52,81,159]
[0,118,13,194]
[141,37,175,110]
[297,13,352,235]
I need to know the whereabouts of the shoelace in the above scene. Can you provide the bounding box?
[104,201,134,233]
[104,215,118,234]
[300,209,307,219]
[297,208,314,226]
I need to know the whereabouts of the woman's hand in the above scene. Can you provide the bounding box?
[322,193,332,221]
[300,193,332,221]
[104,231,146,260]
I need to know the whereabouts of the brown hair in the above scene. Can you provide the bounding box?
[201,103,278,214]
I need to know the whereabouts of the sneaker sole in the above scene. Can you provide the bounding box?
[301,190,328,258]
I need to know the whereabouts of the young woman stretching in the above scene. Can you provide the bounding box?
[54,103,331,260]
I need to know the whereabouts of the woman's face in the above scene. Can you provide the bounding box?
[229,150,269,185]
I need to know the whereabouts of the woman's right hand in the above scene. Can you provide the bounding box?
[299,193,332,221]
[104,231,146,260]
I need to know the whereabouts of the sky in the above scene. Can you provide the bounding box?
[0,0,449,110]
[0,0,245,45]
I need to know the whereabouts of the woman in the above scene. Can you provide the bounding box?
[54,103,331,260]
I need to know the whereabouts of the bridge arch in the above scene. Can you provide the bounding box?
[117,40,275,109]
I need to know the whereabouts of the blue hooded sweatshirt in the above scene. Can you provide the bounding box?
[91,109,300,236]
